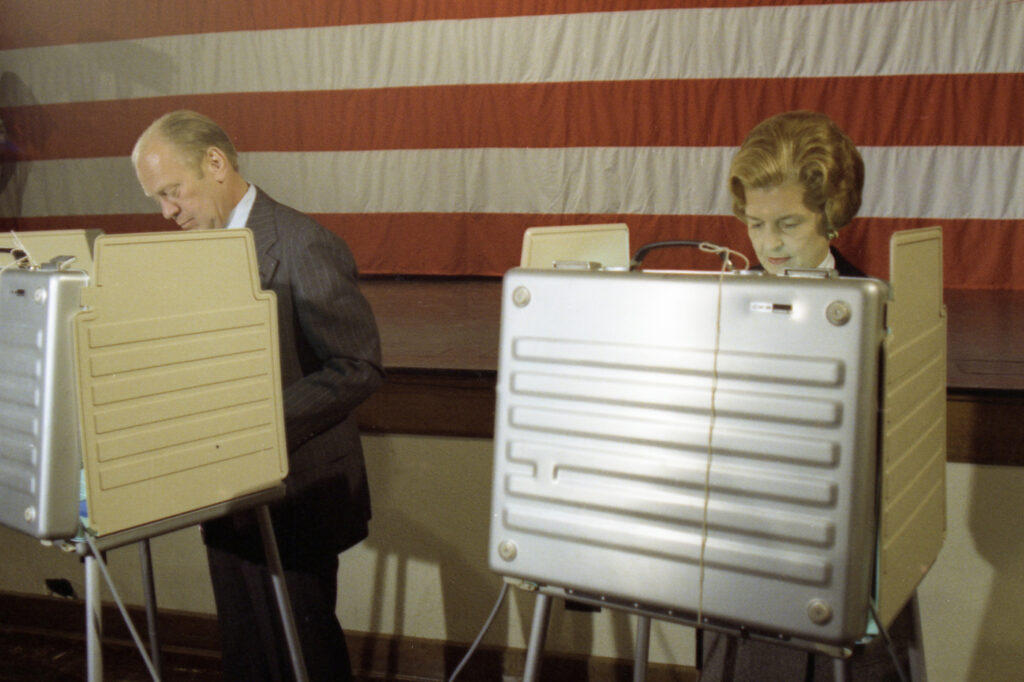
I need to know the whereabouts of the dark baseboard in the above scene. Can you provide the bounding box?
[0,591,695,681]
[0,589,218,653]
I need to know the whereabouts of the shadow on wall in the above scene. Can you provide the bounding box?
[1,72,52,222]
[967,464,1024,679]
[1,38,179,225]
[358,436,666,678]
[359,437,514,679]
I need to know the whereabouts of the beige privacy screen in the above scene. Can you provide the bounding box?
[74,229,287,536]
[877,226,947,627]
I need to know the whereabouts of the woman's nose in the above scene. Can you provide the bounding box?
[764,224,784,249]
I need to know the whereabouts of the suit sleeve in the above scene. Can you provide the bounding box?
[280,220,384,452]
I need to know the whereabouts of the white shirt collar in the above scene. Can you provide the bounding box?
[226,184,257,229]
[818,248,836,270]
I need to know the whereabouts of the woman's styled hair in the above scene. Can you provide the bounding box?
[729,111,864,236]
[132,110,240,175]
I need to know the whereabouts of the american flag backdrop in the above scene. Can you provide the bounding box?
[1,0,1022,288]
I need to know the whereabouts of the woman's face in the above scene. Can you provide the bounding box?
[743,182,830,275]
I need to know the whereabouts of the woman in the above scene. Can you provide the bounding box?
[729,110,866,276]
[699,111,915,681]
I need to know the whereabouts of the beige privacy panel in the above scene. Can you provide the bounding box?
[1,229,102,276]
[878,226,947,627]
[520,224,630,269]
[74,229,287,536]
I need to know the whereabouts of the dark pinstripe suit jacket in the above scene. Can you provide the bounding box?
[204,189,384,560]
[830,247,867,277]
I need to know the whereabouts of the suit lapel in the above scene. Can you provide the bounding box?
[246,188,281,286]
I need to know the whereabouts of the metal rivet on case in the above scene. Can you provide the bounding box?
[512,286,531,308]
[33,288,47,304]
[24,506,37,522]
[498,540,518,561]
[807,598,833,625]
[826,300,852,326]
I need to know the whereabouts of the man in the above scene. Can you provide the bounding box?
[133,110,384,681]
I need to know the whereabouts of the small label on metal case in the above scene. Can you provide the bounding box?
[751,301,793,314]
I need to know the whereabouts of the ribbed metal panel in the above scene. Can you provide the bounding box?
[0,267,88,539]
[490,268,888,644]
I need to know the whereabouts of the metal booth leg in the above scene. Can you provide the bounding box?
[522,592,554,682]
[833,654,853,682]
[255,504,309,682]
[137,539,163,678]
[85,552,103,681]
[633,615,651,682]
[907,592,928,682]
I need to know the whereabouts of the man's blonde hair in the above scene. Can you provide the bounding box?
[132,110,240,175]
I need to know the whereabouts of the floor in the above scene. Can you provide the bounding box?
[0,627,219,681]
[0,627,391,682]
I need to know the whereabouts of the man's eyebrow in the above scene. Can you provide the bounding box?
[142,183,172,201]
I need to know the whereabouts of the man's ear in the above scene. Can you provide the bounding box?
[205,146,230,181]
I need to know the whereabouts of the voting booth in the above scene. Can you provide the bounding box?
[0,229,306,681]
[489,226,945,680]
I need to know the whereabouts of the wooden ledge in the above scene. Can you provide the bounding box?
[357,370,497,439]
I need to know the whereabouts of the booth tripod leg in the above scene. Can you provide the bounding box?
[137,539,163,679]
[256,504,309,682]
[907,592,927,682]
[833,654,853,681]
[633,615,651,682]
[85,552,103,681]
[82,536,163,681]
[522,592,553,682]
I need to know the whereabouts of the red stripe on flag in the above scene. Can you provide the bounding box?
[0,0,907,50]
[3,214,1018,290]
[4,74,1022,161]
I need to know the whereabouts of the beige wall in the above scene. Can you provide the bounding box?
[916,461,1024,680]
[2,436,1022,679]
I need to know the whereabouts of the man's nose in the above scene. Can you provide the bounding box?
[160,198,179,220]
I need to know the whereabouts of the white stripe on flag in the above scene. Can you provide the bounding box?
[2,1,1021,107]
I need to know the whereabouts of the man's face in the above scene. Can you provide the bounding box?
[743,182,830,275]
[134,137,231,230]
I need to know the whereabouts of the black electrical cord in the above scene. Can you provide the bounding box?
[447,581,511,682]
[630,240,733,270]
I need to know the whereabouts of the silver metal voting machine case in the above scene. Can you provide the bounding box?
[0,261,89,539]
[490,226,946,674]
